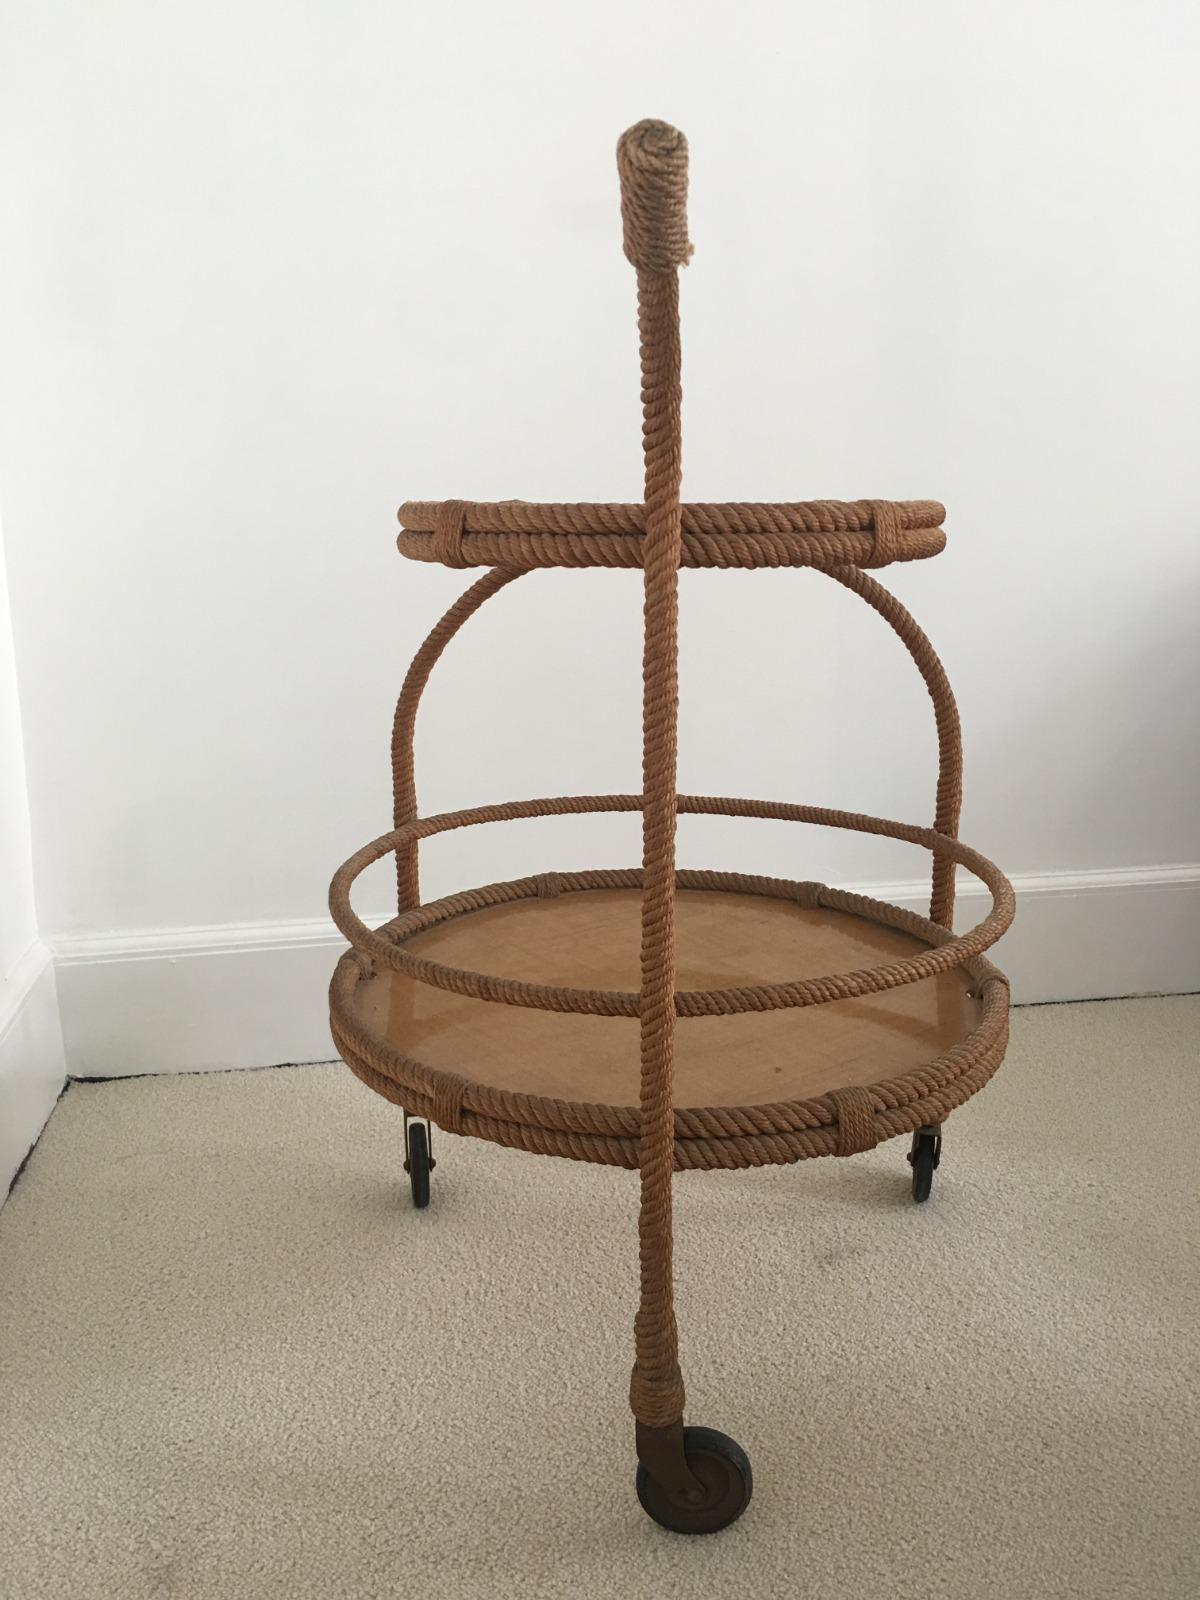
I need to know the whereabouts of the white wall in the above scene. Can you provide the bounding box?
[0,515,66,1183]
[0,2,1197,1071]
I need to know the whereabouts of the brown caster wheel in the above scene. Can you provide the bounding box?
[635,1426,752,1534]
[403,1117,434,1209]
[908,1124,941,1203]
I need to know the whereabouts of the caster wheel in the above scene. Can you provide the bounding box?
[908,1125,941,1203]
[636,1426,752,1535]
[404,1120,432,1209]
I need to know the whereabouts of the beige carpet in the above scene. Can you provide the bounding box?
[1,996,1197,1599]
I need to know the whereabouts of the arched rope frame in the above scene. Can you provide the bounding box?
[389,563,962,931]
[824,565,962,928]
[391,566,528,913]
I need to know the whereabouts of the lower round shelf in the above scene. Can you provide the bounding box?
[331,877,1009,1168]
[357,887,978,1106]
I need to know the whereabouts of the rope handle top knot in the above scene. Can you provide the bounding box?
[616,119,693,274]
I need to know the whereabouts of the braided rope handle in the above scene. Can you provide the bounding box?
[620,120,691,1430]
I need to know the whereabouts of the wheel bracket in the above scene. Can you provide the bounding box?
[403,1110,436,1172]
[907,1124,942,1168]
[635,1419,707,1504]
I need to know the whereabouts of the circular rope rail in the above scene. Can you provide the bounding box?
[397,498,946,571]
[329,793,1014,1018]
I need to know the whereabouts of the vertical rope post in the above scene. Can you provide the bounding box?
[617,120,692,1432]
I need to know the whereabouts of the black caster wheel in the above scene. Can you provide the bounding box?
[403,1118,433,1209]
[636,1427,752,1535]
[908,1125,941,1203]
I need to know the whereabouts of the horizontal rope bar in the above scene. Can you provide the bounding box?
[396,499,945,571]
[399,499,945,536]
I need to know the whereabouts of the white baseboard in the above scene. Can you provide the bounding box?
[1,941,68,1194]
[48,865,1200,1079]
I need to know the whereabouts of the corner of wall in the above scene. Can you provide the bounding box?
[1,512,68,1198]
[0,940,67,1197]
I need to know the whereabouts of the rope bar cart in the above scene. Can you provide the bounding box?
[328,120,1015,1534]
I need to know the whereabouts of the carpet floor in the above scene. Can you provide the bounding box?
[1,995,1197,1599]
